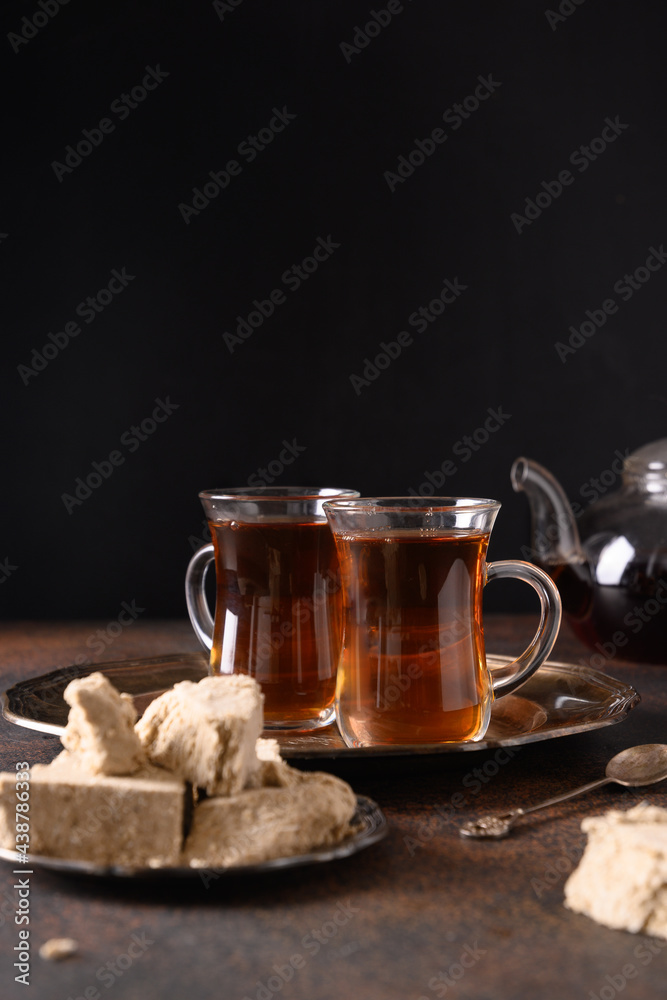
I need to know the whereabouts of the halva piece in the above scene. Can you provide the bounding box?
[0,752,186,868]
[62,672,146,775]
[1,672,360,870]
[136,675,263,795]
[184,770,357,867]
[39,938,79,961]
[564,803,667,938]
[245,738,296,789]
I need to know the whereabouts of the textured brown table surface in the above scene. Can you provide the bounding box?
[0,616,665,1000]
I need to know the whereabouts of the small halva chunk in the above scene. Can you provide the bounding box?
[564,803,667,938]
[136,675,263,795]
[62,672,146,775]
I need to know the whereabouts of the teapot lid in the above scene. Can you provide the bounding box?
[625,439,667,487]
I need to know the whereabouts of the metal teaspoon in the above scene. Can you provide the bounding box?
[459,744,667,839]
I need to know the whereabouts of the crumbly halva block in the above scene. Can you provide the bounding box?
[564,804,667,938]
[0,752,186,868]
[184,770,357,867]
[245,738,296,789]
[136,675,263,796]
[62,672,146,775]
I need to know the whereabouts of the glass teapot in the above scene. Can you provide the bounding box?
[511,440,667,664]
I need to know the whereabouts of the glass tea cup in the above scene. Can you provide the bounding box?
[323,497,562,747]
[185,486,359,730]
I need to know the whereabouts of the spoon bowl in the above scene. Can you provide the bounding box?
[604,743,667,786]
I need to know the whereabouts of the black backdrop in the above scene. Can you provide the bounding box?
[3,0,667,622]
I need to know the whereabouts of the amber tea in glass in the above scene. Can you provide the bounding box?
[324,498,562,747]
[186,487,358,730]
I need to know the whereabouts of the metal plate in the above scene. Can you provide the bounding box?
[1,651,639,755]
[0,795,387,879]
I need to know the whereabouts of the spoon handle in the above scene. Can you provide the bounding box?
[518,775,611,817]
[460,775,612,838]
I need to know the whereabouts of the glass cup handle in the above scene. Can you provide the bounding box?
[185,544,215,651]
[485,560,562,697]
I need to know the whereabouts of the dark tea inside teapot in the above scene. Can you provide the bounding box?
[512,440,667,665]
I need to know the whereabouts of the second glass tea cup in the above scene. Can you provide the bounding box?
[324,497,562,747]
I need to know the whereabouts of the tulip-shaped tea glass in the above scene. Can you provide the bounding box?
[186,487,359,730]
[324,497,562,747]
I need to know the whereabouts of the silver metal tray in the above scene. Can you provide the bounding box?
[1,651,640,756]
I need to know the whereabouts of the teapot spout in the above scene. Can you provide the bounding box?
[511,457,583,565]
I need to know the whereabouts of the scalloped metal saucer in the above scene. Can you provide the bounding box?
[1,651,639,756]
